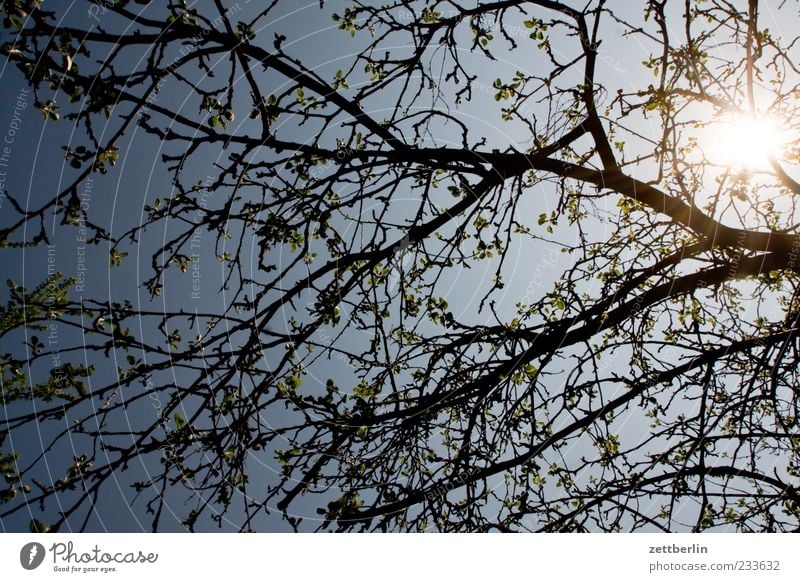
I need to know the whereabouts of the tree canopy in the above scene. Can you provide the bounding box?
[3,0,800,532]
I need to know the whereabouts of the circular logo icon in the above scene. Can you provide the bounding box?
[20,542,46,570]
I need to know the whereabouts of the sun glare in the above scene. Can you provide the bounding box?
[710,115,789,170]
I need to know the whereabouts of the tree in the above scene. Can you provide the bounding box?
[2,0,800,532]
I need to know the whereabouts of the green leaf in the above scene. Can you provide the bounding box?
[174,413,186,429]
[109,249,128,267]
[29,519,51,533]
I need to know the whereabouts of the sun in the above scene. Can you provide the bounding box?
[709,114,790,170]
